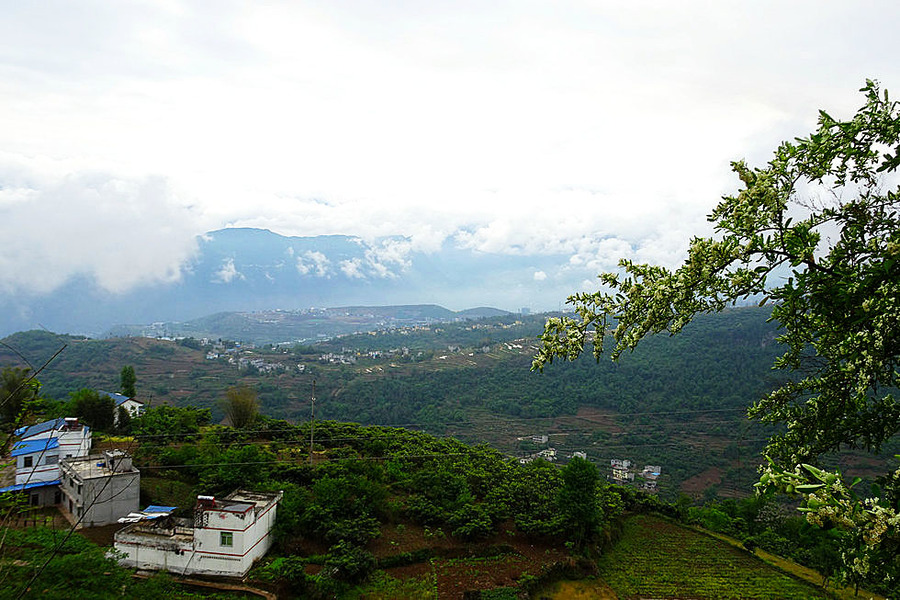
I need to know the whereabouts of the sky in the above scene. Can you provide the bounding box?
[1,1,898,304]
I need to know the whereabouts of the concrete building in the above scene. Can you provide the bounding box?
[114,489,283,578]
[639,465,662,492]
[0,417,92,505]
[610,459,634,483]
[59,450,140,527]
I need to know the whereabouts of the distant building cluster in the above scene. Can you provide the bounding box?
[609,459,662,492]
[515,433,591,465]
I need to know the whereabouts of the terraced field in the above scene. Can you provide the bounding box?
[596,515,829,599]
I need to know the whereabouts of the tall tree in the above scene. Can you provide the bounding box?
[120,365,136,398]
[70,388,115,432]
[533,80,900,589]
[221,384,259,429]
[557,456,601,549]
[0,367,40,425]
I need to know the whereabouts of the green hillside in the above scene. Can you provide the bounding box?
[1,417,867,599]
[5,306,893,502]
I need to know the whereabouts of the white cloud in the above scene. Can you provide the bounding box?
[212,258,244,284]
[533,271,547,282]
[0,2,898,299]
[0,160,201,295]
[296,251,331,277]
[339,258,364,279]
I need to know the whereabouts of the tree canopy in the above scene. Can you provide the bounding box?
[0,366,40,426]
[221,384,260,428]
[120,365,136,398]
[533,80,900,590]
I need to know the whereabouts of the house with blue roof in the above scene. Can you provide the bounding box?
[98,390,145,425]
[1,417,92,506]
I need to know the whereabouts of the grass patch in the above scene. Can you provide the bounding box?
[596,514,829,599]
[342,571,434,599]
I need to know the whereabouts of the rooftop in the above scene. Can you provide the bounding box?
[11,437,59,457]
[14,418,65,439]
[62,451,137,479]
[14,417,88,439]
[197,490,283,515]
[0,479,60,494]
[98,390,141,406]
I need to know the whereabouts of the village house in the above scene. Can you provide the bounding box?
[99,391,145,426]
[639,465,662,492]
[59,449,140,527]
[0,417,92,506]
[610,459,634,483]
[114,489,283,578]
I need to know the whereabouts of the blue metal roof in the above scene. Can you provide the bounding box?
[11,438,59,457]
[0,480,60,494]
[14,418,65,439]
[98,390,131,406]
[143,505,177,514]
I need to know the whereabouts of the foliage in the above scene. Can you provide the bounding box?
[115,405,132,434]
[0,527,211,599]
[120,365,136,398]
[0,366,40,426]
[220,384,259,428]
[68,388,115,431]
[596,514,829,599]
[533,80,900,589]
[323,540,377,583]
[132,405,211,440]
[557,457,602,548]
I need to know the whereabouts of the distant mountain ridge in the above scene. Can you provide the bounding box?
[106,304,512,344]
[0,228,578,337]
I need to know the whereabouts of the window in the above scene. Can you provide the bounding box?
[45,455,58,465]
[220,532,233,547]
[23,456,33,468]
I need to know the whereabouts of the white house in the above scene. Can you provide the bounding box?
[0,417,92,506]
[11,437,60,486]
[114,489,283,578]
[98,390,145,423]
[59,449,140,527]
[610,458,634,483]
[14,417,92,463]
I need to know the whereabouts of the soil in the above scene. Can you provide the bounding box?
[680,466,722,497]
[371,522,571,600]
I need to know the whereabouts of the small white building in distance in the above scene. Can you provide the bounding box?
[98,390,145,424]
[114,489,283,578]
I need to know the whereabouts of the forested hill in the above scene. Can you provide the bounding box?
[0,306,791,498]
[0,306,781,422]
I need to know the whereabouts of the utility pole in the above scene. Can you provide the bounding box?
[309,379,316,465]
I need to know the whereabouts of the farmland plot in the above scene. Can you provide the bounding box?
[597,515,828,599]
